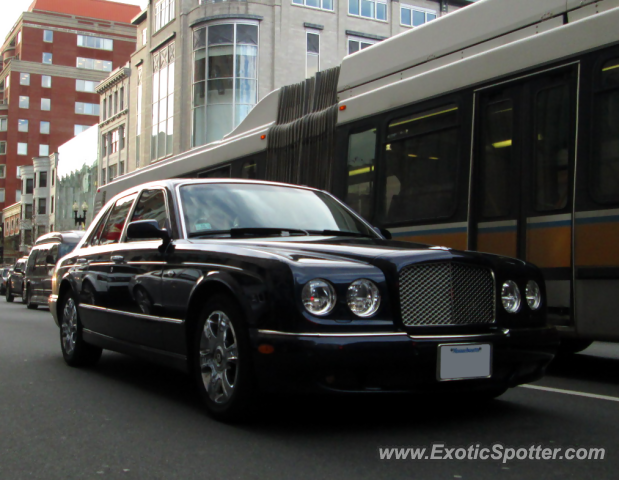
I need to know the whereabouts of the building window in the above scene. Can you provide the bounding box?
[120,125,126,150]
[25,178,33,194]
[137,67,143,167]
[192,24,258,146]
[74,125,92,135]
[142,28,148,46]
[155,0,175,32]
[349,0,387,21]
[20,73,30,86]
[19,96,29,108]
[0,117,7,131]
[108,164,117,182]
[76,57,113,72]
[41,121,50,134]
[18,119,28,132]
[76,79,98,92]
[16,166,21,178]
[102,98,107,121]
[306,32,320,78]
[120,86,124,110]
[348,37,376,54]
[39,171,48,187]
[151,42,175,159]
[42,75,51,88]
[111,129,119,153]
[51,196,54,214]
[42,53,53,64]
[102,134,107,156]
[17,143,27,155]
[75,102,100,116]
[39,145,49,157]
[0,189,4,203]
[15,190,21,202]
[101,168,106,185]
[17,31,22,44]
[108,95,113,117]
[43,30,53,42]
[38,198,46,215]
[292,0,333,11]
[400,6,437,27]
[114,91,118,114]
[0,165,5,178]
[0,141,5,155]
[25,203,33,218]
[77,35,113,50]
[41,98,51,111]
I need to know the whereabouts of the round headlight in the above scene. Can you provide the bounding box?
[347,279,381,317]
[501,280,521,314]
[526,280,542,310]
[302,279,336,316]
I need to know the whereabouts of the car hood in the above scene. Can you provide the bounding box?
[185,236,502,271]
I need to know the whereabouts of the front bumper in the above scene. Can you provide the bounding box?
[250,326,559,394]
[48,294,59,327]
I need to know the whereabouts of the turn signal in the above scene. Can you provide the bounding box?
[258,344,275,354]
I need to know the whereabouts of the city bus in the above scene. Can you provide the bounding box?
[96,0,619,351]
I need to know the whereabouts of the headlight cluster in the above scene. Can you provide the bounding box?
[302,278,381,317]
[501,280,542,313]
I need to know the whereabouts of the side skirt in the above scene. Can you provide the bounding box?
[83,329,189,373]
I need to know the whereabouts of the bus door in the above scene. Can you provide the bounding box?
[471,67,578,327]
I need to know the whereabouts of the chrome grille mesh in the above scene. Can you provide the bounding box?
[399,263,495,327]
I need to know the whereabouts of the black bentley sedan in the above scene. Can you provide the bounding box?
[49,179,558,421]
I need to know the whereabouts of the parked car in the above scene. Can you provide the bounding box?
[49,180,559,421]
[23,231,85,309]
[1,267,12,295]
[5,257,28,303]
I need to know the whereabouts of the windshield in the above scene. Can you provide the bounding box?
[179,183,377,238]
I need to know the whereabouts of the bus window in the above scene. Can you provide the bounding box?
[381,104,459,223]
[534,85,570,211]
[345,128,376,219]
[480,100,514,218]
[591,59,619,204]
[241,160,257,179]
[197,165,231,178]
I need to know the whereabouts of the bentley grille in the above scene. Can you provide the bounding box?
[399,262,495,327]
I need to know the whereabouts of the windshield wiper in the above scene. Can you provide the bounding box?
[230,228,310,237]
[307,229,375,238]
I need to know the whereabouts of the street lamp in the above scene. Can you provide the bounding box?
[73,201,89,229]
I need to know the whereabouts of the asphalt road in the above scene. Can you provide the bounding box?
[0,298,617,480]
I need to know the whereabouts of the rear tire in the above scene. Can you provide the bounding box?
[5,286,14,302]
[59,290,102,367]
[192,294,255,422]
[26,287,38,310]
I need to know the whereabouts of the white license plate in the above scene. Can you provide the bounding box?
[438,343,492,381]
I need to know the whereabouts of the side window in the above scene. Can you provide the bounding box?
[48,244,59,265]
[99,194,137,245]
[345,128,377,219]
[35,247,50,269]
[26,253,37,273]
[87,210,111,247]
[381,104,460,224]
[591,58,619,204]
[130,189,168,234]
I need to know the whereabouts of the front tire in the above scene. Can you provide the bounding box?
[193,295,255,422]
[59,291,102,367]
[26,287,38,310]
[5,285,14,302]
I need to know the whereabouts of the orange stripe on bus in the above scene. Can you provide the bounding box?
[477,232,517,258]
[575,222,619,266]
[526,226,571,268]
[397,232,467,251]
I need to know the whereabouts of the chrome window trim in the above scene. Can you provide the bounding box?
[80,303,184,324]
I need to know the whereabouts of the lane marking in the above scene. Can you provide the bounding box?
[521,384,619,402]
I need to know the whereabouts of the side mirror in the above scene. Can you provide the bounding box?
[127,220,170,243]
[13,266,23,274]
[374,227,392,240]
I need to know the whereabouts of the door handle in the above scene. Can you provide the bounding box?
[111,255,124,264]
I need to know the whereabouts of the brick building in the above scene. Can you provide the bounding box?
[0,0,140,249]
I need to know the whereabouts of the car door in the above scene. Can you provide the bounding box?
[105,188,173,350]
[33,246,50,302]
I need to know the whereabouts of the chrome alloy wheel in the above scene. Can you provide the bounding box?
[199,310,239,404]
[61,298,78,355]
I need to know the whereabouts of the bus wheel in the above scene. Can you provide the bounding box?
[557,338,593,355]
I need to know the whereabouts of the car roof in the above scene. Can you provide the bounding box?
[34,230,86,246]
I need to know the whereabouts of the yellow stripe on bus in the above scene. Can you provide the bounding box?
[576,222,619,266]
